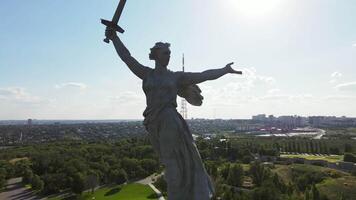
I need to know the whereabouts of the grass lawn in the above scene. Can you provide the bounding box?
[280,154,343,163]
[49,183,158,200]
[241,164,250,172]
[317,176,356,199]
[272,164,356,199]
[272,164,348,184]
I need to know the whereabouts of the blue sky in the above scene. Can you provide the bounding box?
[1,0,355,120]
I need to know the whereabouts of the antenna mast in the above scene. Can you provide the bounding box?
[180,54,188,119]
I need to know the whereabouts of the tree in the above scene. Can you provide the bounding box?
[329,147,340,155]
[109,169,127,185]
[31,174,44,192]
[311,185,320,200]
[305,188,311,200]
[86,171,98,194]
[222,188,234,200]
[0,171,6,189]
[273,173,286,193]
[22,168,33,184]
[205,161,218,178]
[343,153,356,163]
[72,173,85,194]
[115,169,128,185]
[344,144,353,153]
[227,164,244,187]
[351,168,356,176]
[42,173,61,194]
[252,182,281,200]
[250,162,270,186]
[140,159,158,175]
[242,155,252,164]
[219,163,231,180]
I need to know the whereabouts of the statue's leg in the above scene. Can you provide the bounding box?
[157,109,194,200]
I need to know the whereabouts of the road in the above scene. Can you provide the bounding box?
[0,177,41,200]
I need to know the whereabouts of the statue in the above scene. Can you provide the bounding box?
[102,1,242,199]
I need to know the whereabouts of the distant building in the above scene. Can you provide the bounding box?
[309,116,356,128]
[27,119,33,126]
[252,114,267,122]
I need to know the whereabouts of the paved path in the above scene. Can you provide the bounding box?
[135,173,161,185]
[0,177,40,200]
[135,173,165,200]
[148,183,165,200]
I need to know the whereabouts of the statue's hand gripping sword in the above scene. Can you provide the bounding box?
[101,0,127,43]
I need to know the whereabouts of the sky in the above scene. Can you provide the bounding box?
[0,0,356,120]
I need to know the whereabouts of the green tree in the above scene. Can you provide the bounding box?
[42,173,61,194]
[227,164,244,187]
[273,173,286,193]
[304,187,311,200]
[72,172,85,194]
[219,163,231,180]
[86,170,98,194]
[0,171,6,189]
[115,169,128,185]
[344,143,353,153]
[344,153,356,163]
[22,168,33,184]
[31,174,44,192]
[351,168,356,176]
[253,182,280,200]
[250,162,270,186]
[140,159,158,174]
[311,185,320,200]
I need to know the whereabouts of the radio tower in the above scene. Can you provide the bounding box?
[180,54,188,119]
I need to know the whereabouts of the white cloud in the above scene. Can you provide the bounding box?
[55,82,87,90]
[331,71,342,78]
[0,87,45,104]
[335,81,356,91]
[196,67,277,107]
[110,91,144,105]
[267,88,281,94]
[329,79,337,84]
[329,71,342,84]
[243,67,276,85]
[259,94,313,101]
[323,95,356,101]
[230,67,276,92]
[259,94,289,100]
[353,43,356,47]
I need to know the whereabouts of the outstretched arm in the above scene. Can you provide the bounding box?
[105,27,150,80]
[178,62,242,86]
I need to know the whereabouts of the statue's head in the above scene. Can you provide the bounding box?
[149,42,171,67]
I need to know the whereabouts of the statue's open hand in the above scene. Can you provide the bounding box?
[105,27,118,40]
[225,62,242,74]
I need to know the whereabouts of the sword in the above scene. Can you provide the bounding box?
[101,0,127,43]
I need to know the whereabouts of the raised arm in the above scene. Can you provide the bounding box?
[105,27,151,80]
[178,62,242,86]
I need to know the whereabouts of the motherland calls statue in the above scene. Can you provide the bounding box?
[102,1,242,199]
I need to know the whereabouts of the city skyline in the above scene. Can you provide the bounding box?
[1,0,356,120]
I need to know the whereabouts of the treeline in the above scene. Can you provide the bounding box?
[212,162,330,200]
[0,137,159,195]
[193,138,349,200]
[199,160,332,200]
[196,137,355,165]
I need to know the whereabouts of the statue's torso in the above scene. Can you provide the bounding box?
[142,69,179,124]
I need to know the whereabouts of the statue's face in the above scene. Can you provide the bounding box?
[156,47,171,67]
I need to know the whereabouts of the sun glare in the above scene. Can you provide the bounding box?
[228,0,284,18]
